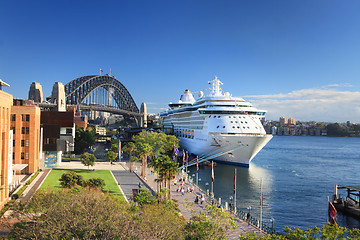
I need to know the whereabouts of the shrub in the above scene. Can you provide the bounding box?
[85,178,105,189]
[59,171,84,188]
[134,189,156,206]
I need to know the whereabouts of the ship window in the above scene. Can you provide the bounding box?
[229,116,231,118]
[235,121,238,123]
[241,121,243,123]
[243,127,245,129]
[237,126,240,128]
[217,126,219,128]
[245,121,248,124]
[223,126,225,128]
[247,127,250,129]
[218,116,220,118]
[230,121,233,123]
[232,126,235,128]
[209,115,211,118]
[255,127,258,129]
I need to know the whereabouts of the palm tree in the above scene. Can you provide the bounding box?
[163,159,179,199]
[135,143,153,178]
[123,142,136,172]
[154,155,179,199]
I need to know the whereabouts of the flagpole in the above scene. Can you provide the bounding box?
[185,151,188,181]
[327,196,329,223]
[196,156,199,185]
[234,168,237,213]
[211,161,214,198]
[260,179,263,231]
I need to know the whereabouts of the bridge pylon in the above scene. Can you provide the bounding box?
[140,102,147,128]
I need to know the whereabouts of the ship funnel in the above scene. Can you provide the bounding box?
[180,89,195,103]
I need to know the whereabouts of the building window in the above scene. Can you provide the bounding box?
[12,127,15,134]
[66,128,73,135]
[25,139,29,147]
[13,152,15,160]
[26,127,29,134]
[26,114,30,121]
[25,152,29,160]
[21,140,25,147]
[11,114,15,121]
[21,152,25,159]
[13,140,15,147]
[22,114,26,121]
[22,127,25,134]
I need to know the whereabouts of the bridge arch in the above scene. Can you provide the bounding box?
[64,75,139,113]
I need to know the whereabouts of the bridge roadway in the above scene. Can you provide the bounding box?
[39,103,143,117]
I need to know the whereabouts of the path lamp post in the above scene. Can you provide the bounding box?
[247,206,252,221]
[229,196,233,212]
[270,218,275,232]
[205,182,209,196]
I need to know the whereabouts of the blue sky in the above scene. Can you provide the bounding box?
[1,0,360,122]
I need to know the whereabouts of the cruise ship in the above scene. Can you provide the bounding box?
[160,76,273,166]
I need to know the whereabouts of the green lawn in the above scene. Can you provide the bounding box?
[40,169,124,199]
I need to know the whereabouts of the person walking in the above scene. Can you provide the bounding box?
[200,194,204,205]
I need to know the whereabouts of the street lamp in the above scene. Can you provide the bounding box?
[247,206,252,220]
[270,218,275,231]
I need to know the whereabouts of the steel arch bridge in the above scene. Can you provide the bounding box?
[64,75,139,114]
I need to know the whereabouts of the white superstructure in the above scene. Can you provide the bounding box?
[160,76,273,166]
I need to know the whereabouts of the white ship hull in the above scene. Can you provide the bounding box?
[160,76,273,166]
[179,132,273,166]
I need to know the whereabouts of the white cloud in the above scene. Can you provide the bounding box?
[245,88,360,123]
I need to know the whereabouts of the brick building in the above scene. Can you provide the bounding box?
[11,100,41,173]
[0,80,12,209]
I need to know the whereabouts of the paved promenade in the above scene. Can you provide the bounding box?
[129,162,264,239]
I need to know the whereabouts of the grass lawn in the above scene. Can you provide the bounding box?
[40,169,124,199]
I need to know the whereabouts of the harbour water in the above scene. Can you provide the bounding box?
[190,136,360,231]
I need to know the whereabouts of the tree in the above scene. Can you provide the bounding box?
[238,223,360,239]
[59,171,84,188]
[105,150,117,163]
[123,142,137,172]
[8,188,186,240]
[326,123,349,136]
[151,155,179,199]
[135,142,152,178]
[80,152,96,170]
[74,126,96,154]
[185,205,237,240]
[131,130,179,178]
[111,143,119,153]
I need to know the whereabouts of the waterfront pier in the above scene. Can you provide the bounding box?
[333,184,360,219]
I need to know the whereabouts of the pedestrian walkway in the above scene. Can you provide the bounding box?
[21,169,51,202]
[112,170,153,201]
[131,161,265,238]
[57,161,127,170]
